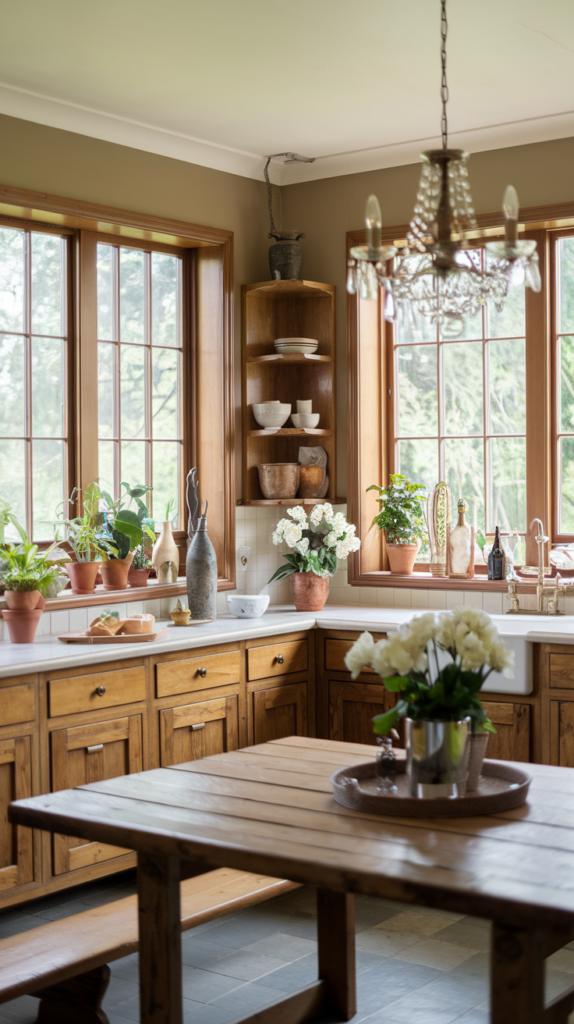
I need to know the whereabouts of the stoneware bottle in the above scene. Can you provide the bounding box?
[152,522,179,584]
[186,502,217,620]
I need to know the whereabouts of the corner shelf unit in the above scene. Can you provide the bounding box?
[242,279,337,505]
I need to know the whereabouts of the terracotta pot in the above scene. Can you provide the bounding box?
[2,608,43,643]
[466,732,490,791]
[67,561,100,595]
[298,465,326,499]
[290,571,329,612]
[99,553,134,591]
[4,589,42,611]
[258,463,300,500]
[128,567,152,588]
[386,543,418,575]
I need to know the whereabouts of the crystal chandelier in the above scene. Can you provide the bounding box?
[346,0,541,338]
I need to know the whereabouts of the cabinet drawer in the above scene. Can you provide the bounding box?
[156,650,241,698]
[49,667,146,717]
[0,683,34,727]
[549,654,574,690]
[247,639,308,681]
[325,639,375,674]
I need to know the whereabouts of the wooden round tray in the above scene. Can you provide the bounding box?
[331,758,531,817]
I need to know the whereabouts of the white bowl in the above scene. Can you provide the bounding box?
[253,403,291,428]
[291,413,320,428]
[227,594,270,618]
[274,337,319,354]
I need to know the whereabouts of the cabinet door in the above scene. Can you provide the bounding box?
[160,696,239,766]
[481,702,530,762]
[329,680,396,747]
[550,701,574,766]
[0,736,33,892]
[252,682,308,744]
[51,715,143,875]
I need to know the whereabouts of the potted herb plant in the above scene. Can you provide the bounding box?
[345,609,512,796]
[0,540,60,643]
[97,482,155,590]
[268,504,361,611]
[368,473,427,575]
[56,483,106,594]
[128,545,153,587]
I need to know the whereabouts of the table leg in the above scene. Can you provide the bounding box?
[491,921,545,1024]
[137,853,183,1024]
[317,889,356,1020]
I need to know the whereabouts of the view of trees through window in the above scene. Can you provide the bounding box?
[394,248,527,552]
[96,243,183,526]
[556,236,574,535]
[0,225,68,541]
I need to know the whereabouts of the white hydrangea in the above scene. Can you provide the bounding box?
[335,535,361,560]
[295,537,310,555]
[488,640,515,677]
[325,531,338,547]
[287,506,308,524]
[283,522,303,548]
[330,512,347,536]
[345,631,375,678]
[309,502,334,526]
[272,518,291,545]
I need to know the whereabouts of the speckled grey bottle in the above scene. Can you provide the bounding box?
[186,503,217,621]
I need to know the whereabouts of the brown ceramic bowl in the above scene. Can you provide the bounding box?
[298,465,326,498]
[258,463,300,499]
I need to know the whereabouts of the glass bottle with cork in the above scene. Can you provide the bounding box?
[488,526,505,580]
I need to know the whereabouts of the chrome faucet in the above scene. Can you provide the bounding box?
[507,518,574,615]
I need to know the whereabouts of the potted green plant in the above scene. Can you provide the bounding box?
[268,504,361,611]
[368,473,427,575]
[0,500,27,593]
[0,540,60,643]
[128,545,153,587]
[345,609,511,796]
[56,483,107,594]
[97,482,155,590]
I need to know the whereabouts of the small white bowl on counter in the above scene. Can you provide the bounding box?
[227,594,270,618]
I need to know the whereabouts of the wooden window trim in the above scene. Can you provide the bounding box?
[0,184,235,588]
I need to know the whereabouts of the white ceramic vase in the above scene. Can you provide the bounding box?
[152,522,179,584]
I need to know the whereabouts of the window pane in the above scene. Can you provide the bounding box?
[97,244,115,341]
[120,345,146,439]
[0,334,24,436]
[486,266,525,339]
[152,348,180,439]
[32,337,64,437]
[560,436,574,534]
[397,345,437,437]
[396,438,438,497]
[489,338,526,435]
[443,342,483,436]
[152,253,180,347]
[0,227,24,333]
[153,441,180,526]
[98,342,115,439]
[98,440,115,497]
[0,438,26,536]
[559,237,574,335]
[31,233,65,336]
[32,438,64,540]
[444,436,485,533]
[121,439,146,488]
[560,335,574,434]
[488,437,526,533]
[120,248,145,344]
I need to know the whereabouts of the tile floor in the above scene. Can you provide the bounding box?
[1,870,574,1023]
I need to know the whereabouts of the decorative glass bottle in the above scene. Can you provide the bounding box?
[488,526,505,581]
[447,499,475,579]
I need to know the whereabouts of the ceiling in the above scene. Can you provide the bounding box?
[1,0,574,184]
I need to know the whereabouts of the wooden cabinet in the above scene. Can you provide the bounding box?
[0,735,34,892]
[328,680,395,746]
[156,650,241,698]
[50,715,143,874]
[247,639,308,681]
[480,701,531,762]
[160,695,239,766]
[251,681,308,744]
[550,702,574,766]
[49,666,145,717]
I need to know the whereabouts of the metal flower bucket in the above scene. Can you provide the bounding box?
[406,718,471,799]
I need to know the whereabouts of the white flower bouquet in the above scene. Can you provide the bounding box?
[268,504,361,584]
[345,608,514,736]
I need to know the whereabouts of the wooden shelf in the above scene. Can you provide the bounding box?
[248,428,332,438]
[238,498,346,508]
[247,354,332,364]
[243,280,334,298]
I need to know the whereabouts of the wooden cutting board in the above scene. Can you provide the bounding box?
[57,628,171,644]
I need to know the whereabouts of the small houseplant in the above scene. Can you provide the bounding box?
[345,609,513,794]
[0,539,60,643]
[97,482,155,590]
[268,504,361,611]
[128,545,153,587]
[152,497,179,584]
[56,483,107,594]
[368,473,427,575]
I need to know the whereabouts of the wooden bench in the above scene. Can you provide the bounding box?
[0,867,299,1024]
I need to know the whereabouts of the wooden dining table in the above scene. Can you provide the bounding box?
[10,735,574,1024]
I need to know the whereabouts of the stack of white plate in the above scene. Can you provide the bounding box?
[274,337,319,355]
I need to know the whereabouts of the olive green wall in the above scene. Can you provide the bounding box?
[282,136,574,494]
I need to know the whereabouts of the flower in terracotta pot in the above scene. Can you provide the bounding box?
[97,482,155,591]
[367,474,427,575]
[268,504,361,611]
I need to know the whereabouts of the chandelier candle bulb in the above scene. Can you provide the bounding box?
[366,194,382,253]
[503,185,519,245]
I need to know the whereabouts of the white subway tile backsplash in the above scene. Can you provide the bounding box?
[410,590,429,609]
[446,590,464,610]
[427,590,449,610]
[393,588,411,608]
[69,607,88,632]
[482,592,504,615]
[50,610,69,635]
[463,591,483,609]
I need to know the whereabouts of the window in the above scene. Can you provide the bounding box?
[96,241,184,524]
[0,225,70,540]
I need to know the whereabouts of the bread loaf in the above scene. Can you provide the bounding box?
[118,613,155,635]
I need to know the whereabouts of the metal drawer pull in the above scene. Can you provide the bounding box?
[87,744,104,754]
[95,686,106,696]
[197,668,207,678]
[276,654,284,664]
[190,723,205,732]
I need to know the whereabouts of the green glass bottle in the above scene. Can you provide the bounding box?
[488,526,505,581]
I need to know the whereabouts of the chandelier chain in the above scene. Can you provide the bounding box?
[441,0,448,149]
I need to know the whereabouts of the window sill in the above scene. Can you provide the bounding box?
[353,571,536,593]
[0,578,188,613]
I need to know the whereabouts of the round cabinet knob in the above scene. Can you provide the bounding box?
[276,654,284,665]
[95,686,106,696]
[198,668,207,678]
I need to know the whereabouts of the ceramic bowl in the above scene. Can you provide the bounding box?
[227,594,270,618]
[274,337,319,354]
[291,413,320,429]
[258,462,300,498]
[253,403,291,428]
